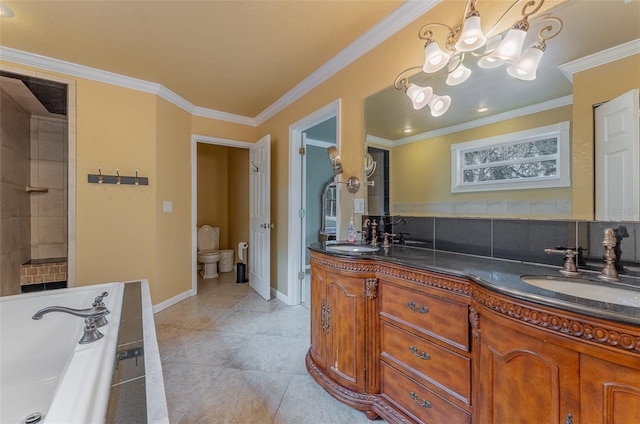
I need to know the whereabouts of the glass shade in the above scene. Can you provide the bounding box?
[428,93,451,117]
[406,84,433,110]
[454,16,486,52]
[423,41,450,73]
[446,57,472,86]
[507,45,544,81]
[488,27,527,63]
[477,36,504,68]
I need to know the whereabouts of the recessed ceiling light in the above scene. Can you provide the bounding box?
[477,106,488,113]
[0,3,14,18]
[403,128,413,133]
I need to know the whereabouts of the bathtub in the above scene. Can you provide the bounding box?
[0,283,124,424]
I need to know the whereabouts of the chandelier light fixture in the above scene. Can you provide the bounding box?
[394,0,563,117]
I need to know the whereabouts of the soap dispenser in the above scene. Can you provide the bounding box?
[347,216,356,244]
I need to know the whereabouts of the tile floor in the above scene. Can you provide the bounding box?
[155,271,381,424]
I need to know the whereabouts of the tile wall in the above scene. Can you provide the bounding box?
[0,89,31,296]
[30,115,68,260]
[366,215,640,279]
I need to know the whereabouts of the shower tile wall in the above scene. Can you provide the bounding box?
[30,116,68,260]
[0,89,31,296]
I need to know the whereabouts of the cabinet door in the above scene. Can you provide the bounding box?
[581,354,640,424]
[477,311,580,424]
[325,273,366,392]
[309,263,326,368]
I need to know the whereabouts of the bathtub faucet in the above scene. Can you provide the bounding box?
[32,293,111,344]
[32,292,110,327]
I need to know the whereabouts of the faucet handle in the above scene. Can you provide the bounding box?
[93,292,109,306]
[544,248,579,276]
[383,232,396,248]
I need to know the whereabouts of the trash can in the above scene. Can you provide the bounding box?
[219,249,234,273]
[236,263,247,283]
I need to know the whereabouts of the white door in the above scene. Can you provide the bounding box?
[249,134,272,300]
[595,89,640,221]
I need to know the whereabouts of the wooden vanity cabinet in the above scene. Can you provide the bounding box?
[378,274,472,424]
[308,250,640,423]
[473,304,580,423]
[308,258,379,399]
[472,290,640,424]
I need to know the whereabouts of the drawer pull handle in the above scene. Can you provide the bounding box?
[409,346,431,360]
[410,391,432,408]
[407,301,429,314]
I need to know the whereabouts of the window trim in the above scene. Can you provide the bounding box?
[451,121,571,193]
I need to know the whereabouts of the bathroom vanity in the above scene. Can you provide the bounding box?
[306,243,640,423]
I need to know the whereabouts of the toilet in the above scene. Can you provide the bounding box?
[197,225,221,279]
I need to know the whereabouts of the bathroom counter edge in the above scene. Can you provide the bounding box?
[309,242,640,326]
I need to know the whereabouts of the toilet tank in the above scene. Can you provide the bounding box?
[197,225,220,250]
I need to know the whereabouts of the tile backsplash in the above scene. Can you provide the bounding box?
[365,215,640,278]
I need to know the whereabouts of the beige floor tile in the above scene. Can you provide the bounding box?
[156,272,376,423]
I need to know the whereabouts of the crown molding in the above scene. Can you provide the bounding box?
[0,1,438,129]
[393,95,573,147]
[559,38,640,82]
[253,0,442,125]
[366,135,393,147]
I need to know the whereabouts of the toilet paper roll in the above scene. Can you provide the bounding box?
[238,242,248,263]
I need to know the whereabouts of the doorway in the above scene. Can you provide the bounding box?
[287,99,340,306]
[191,135,273,299]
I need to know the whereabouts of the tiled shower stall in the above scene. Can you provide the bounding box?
[0,89,68,295]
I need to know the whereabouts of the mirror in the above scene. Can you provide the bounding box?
[365,0,640,219]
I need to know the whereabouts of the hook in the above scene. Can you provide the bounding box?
[97,167,103,184]
[134,169,139,186]
[116,168,121,185]
[251,160,259,173]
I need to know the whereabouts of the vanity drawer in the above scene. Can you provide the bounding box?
[380,282,470,351]
[381,362,471,424]
[381,322,471,404]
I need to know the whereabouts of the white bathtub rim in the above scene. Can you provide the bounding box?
[44,282,124,424]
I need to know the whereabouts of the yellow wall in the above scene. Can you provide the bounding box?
[75,80,158,290]
[197,144,230,246]
[390,105,573,216]
[155,98,192,303]
[571,54,640,220]
[228,148,250,260]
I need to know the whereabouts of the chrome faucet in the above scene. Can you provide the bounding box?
[32,292,111,344]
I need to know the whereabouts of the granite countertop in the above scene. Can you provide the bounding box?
[309,242,640,326]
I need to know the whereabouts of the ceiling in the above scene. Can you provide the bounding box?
[0,0,405,119]
[366,0,640,141]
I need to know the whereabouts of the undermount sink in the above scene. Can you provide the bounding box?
[327,244,380,254]
[520,275,640,307]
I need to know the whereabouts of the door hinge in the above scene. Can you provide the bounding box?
[298,146,306,155]
[298,209,306,218]
[298,271,305,281]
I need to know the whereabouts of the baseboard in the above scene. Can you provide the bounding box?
[152,288,194,313]
[271,287,294,305]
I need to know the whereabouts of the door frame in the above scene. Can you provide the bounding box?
[190,134,255,296]
[287,99,341,305]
